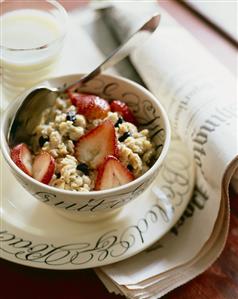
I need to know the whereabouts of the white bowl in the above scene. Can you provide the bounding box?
[1,73,171,221]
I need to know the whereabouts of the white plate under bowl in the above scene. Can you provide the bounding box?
[0,135,195,269]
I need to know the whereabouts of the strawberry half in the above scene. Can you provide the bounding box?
[110,100,137,124]
[33,152,55,184]
[11,143,33,176]
[95,155,134,190]
[75,120,118,169]
[68,92,110,120]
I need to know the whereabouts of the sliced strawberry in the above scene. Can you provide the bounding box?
[110,100,137,124]
[33,152,55,184]
[68,92,110,120]
[75,120,118,169]
[95,155,134,190]
[11,143,33,176]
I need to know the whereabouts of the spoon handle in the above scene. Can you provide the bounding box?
[64,13,160,92]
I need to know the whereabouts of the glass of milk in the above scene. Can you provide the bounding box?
[0,0,68,100]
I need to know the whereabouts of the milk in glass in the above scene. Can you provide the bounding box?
[0,7,67,99]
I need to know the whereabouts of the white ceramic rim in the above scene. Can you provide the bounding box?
[1,73,171,197]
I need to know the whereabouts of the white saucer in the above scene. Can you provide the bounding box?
[0,135,195,270]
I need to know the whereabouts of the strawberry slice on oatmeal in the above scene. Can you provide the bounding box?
[95,155,134,190]
[75,120,118,169]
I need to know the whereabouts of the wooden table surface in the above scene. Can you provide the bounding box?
[1,1,237,299]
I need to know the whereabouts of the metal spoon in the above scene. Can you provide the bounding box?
[8,14,160,147]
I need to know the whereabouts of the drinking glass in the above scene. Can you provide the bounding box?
[0,0,68,100]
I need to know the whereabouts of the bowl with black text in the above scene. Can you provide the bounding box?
[1,73,171,221]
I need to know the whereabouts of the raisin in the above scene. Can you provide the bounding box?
[114,117,124,128]
[77,163,90,175]
[66,111,76,122]
[119,132,131,142]
[127,164,133,172]
[55,172,61,179]
[39,136,49,147]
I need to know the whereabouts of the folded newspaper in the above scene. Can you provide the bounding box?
[93,2,238,298]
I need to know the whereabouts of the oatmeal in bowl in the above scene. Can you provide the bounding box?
[1,73,170,218]
[21,90,156,192]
